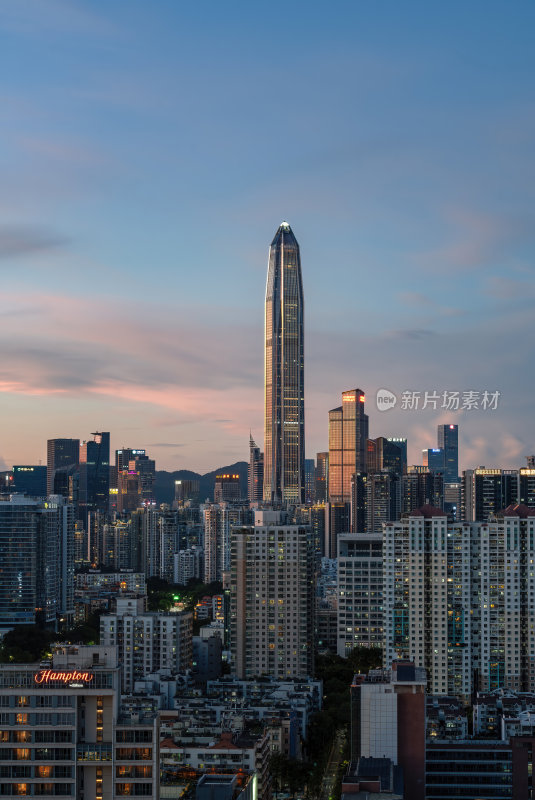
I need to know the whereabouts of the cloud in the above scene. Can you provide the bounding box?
[0,225,68,259]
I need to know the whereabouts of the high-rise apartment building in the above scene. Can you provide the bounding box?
[328,389,368,503]
[264,222,305,505]
[337,534,383,657]
[203,503,247,583]
[230,515,314,679]
[0,495,74,630]
[47,438,80,495]
[383,504,535,699]
[462,467,518,521]
[437,424,459,482]
[403,468,444,514]
[100,599,192,693]
[519,465,535,506]
[248,435,264,503]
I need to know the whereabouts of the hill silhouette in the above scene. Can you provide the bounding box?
[154,461,248,504]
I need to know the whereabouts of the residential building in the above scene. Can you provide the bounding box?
[230,517,315,679]
[337,534,383,657]
[0,494,74,630]
[100,604,192,693]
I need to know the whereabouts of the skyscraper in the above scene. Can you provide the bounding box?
[248,434,264,503]
[230,512,315,679]
[328,389,369,502]
[47,437,80,494]
[264,222,305,505]
[438,424,459,482]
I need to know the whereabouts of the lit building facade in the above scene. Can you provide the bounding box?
[230,518,314,679]
[337,534,383,657]
[328,389,368,504]
[437,424,459,483]
[0,645,159,799]
[264,222,305,505]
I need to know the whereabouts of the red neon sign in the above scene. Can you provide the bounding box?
[34,670,94,685]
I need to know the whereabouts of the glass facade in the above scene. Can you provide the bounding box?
[328,390,368,503]
[264,222,304,504]
[437,424,459,483]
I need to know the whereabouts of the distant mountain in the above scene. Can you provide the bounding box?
[154,461,248,505]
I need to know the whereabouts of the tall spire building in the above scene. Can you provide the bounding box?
[264,222,305,505]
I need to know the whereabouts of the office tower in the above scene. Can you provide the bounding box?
[528,455,535,469]
[374,437,404,475]
[403,468,444,514]
[366,438,377,474]
[203,503,246,582]
[366,471,401,532]
[175,479,201,506]
[117,468,142,513]
[129,452,156,505]
[47,437,80,494]
[519,464,535,506]
[309,503,326,560]
[437,424,459,482]
[79,431,110,516]
[12,465,47,496]
[315,452,329,503]
[0,645,160,800]
[115,446,145,475]
[248,434,264,503]
[350,472,368,533]
[304,458,315,503]
[100,601,192,692]
[324,501,350,558]
[214,473,241,503]
[328,389,368,503]
[264,221,305,505]
[462,468,518,521]
[422,448,445,473]
[337,533,383,657]
[230,515,315,679]
[0,495,74,629]
[386,437,408,472]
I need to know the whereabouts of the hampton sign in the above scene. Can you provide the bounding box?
[34,670,94,685]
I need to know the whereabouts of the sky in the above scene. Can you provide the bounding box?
[1,0,534,473]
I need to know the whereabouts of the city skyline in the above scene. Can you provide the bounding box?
[1,1,534,472]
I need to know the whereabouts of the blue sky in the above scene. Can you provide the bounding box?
[1,0,534,472]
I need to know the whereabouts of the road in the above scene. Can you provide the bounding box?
[318,727,346,800]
